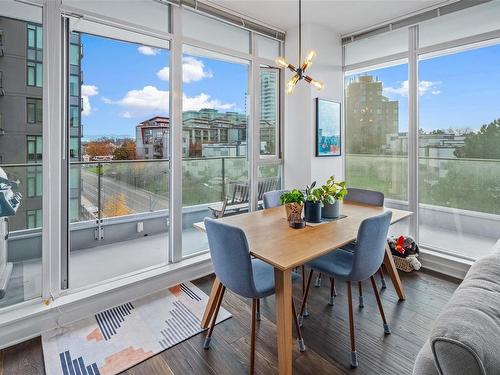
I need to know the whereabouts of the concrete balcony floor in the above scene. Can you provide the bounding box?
[0,227,207,309]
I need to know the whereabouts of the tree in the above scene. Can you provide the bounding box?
[112,139,137,160]
[85,139,114,159]
[102,193,132,217]
[454,119,500,159]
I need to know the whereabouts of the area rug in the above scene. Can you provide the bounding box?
[42,282,231,375]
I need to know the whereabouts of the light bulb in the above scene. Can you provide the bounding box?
[310,79,324,91]
[305,50,316,65]
[275,56,289,69]
[286,74,300,95]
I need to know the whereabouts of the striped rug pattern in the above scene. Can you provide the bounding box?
[42,282,231,375]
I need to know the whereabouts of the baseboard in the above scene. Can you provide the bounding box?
[0,254,214,350]
[419,248,473,280]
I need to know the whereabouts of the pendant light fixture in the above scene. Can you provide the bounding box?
[275,0,324,94]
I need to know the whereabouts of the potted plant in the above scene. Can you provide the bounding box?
[280,189,305,228]
[304,181,322,223]
[319,176,348,219]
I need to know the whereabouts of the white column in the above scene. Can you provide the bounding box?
[169,6,183,262]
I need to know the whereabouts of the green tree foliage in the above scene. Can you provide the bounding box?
[454,119,500,159]
[112,139,137,160]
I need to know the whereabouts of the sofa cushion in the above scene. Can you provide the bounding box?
[429,243,500,375]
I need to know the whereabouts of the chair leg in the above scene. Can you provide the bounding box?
[358,281,364,308]
[379,266,387,289]
[291,297,306,352]
[250,299,257,374]
[204,285,226,349]
[370,276,391,334]
[302,266,309,317]
[256,298,261,321]
[347,282,358,368]
[314,272,322,287]
[299,269,314,326]
[328,277,336,306]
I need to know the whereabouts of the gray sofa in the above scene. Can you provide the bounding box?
[413,240,500,375]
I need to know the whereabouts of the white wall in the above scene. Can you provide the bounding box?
[284,23,344,190]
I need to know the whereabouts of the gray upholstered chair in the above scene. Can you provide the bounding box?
[263,189,287,209]
[315,187,387,309]
[299,211,393,368]
[204,217,305,373]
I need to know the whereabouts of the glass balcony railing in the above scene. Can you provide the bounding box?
[346,153,500,259]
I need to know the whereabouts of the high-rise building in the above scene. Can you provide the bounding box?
[0,17,83,229]
[345,75,399,154]
[259,70,278,155]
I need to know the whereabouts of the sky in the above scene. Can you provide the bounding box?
[346,43,500,133]
[81,32,500,137]
[80,34,248,138]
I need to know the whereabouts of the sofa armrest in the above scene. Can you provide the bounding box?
[413,340,439,375]
[432,338,485,375]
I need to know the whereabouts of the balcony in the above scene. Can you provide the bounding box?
[346,154,500,260]
[1,157,282,307]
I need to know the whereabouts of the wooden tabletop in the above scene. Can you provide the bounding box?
[197,201,412,271]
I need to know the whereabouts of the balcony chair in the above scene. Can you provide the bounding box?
[203,218,305,374]
[299,211,393,368]
[208,176,279,218]
[314,187,387,309]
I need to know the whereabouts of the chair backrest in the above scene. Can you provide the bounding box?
[350,211,392,282]
[204,217,258,298]
[263,189,287,209]
[345,187,384,207]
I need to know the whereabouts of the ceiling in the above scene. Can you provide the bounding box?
[208,0,452,35]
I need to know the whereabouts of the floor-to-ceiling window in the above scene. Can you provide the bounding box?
[343,1,500,261]
[418,43,500,259]
[65,19,171,289]
[0,2,43,309]
[0,0,284,318]
[181,45,250,257]
[345,63,409,203]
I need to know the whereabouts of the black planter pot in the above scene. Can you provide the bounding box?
[322,201,340,219]
[304,201,322,223]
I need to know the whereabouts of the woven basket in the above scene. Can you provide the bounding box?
[392,255,416,272]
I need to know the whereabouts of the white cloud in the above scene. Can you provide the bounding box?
[156,56,213,83]
[383,80,441,97]
[81,85,99,116]
[104,85,234,118]
[183,93,235,111]
[138,46,161,56]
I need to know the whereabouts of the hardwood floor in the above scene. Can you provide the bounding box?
[0,270,459,375]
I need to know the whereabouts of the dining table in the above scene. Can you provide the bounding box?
[197,201,412,374]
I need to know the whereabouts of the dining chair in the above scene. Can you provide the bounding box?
[314,187,387,309]
[263,189,287,209]
[299,211,393,368]
[203,218,305,374]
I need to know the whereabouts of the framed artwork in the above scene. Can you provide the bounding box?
[316,98,341,157]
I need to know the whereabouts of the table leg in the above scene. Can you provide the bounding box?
[201,277,224,329]
[383,242,406,300]
[275,268,293,375]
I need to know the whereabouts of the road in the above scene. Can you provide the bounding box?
[80,169,169,215]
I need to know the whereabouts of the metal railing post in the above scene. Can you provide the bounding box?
[221,157,226,200]
[95,162,103,241]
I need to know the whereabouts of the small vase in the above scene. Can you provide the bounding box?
[322,200,340,219]
[304,201,322,223]
[285,203,305,228]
